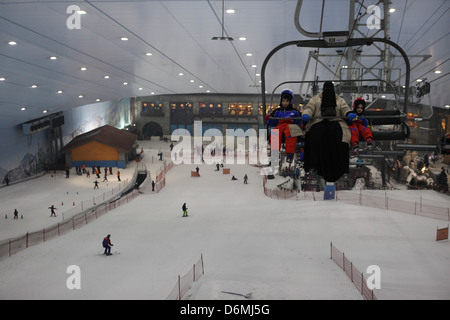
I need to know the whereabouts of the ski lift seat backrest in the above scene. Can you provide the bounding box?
[363,110,404,125]
[362,109,409,141]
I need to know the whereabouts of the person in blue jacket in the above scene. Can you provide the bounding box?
[265,89,302,163]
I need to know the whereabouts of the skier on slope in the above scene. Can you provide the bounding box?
[102,234,113,255]
[182,203,188,217]
[49,205,57,217]
[265,89,303,164]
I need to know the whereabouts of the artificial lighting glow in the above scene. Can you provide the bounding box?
[145,52,152,56]
[123,82,128,85]
[31,85,38,88]
[256,73,260,77]
[251,64,257,68]
[389,8,396,13]
[381,95,386,98]
[121,37,129,41]
[246,53,252,56]
[80,67,87,71]
[57,90,63,94]
[435,70,442,74]
[42,110,48,114]
[96,99,101,102]
[0,77,5,81]
[138,88,143,91]
[239,37,246,41]
[151,92,155,95]
[77,10,87,14]
[178,73,184,76]
[416,79,423,82]
[190,80,195,83]
[8,41,17,46]
[49,56,57,60]
[78,95,84,98]
[21,107,26,111]
[226,9,235,14]
[206,90,211,93]
[104,75,110,79]
[199,85,203,88]
[445,105,450,108]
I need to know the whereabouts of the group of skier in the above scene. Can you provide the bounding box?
[265,82,374,192]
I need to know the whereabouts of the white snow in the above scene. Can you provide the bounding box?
[0,140,449,300]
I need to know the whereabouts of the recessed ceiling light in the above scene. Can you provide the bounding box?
[146,52,152,56]
[77,10,87,15]
[435,70,442,74]
[8,41,17,46]
[151,92,155,95]
[43,110,48,114]
[57,90,63,94]
[121,37,129,41]
[123,82,128,85]
[104,75,110,79]
[138,88,143,91]
[246,53,252,56]
[389,8,396,13]
[190,80,195,83]
[78,95,84,98]
[21,107,26,111]
[0,77,5,81]
[96,98,101,102]
[206,90,211,93]
[251,64,257,68]
[416,79,422,82]
[31,84,38,88]
[239,37,246,41]
[49,56,57,60]
[226,9,235,14]
[445,105,450,108]
[80,67,87,71]
[178,73,184,76]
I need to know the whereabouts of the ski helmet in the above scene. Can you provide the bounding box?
[280,89,294,104]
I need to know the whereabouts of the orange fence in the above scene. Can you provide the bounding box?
[330,242,377,300]
[166,254,205,300]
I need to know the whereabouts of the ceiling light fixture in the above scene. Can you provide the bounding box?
[121,37,128,41]
[31,84,38,88]
[80,67,87,71]
[49,56,57,60]
[435,70,442,74]
[0,77,5,81]
[239,37,246,41]
[104,75,110,79]
[211,0,234,41]
[8,41,17,46]
[21,107,26,111]
[145,52,152,56]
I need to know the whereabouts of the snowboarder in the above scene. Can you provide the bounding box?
[243,174,248,184]
[182,203,188,217]
[102,234,113,255]
[232,175,238,180]
[49,205,57,217]
[349,97,374,151]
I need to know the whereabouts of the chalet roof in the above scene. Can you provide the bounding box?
[61,125,137,153]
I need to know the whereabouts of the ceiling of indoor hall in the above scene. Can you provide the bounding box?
[0,0,448,128]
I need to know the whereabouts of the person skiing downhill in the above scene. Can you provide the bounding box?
[49,205,57,217]
[102,234,113,255]
[182,203,188,217]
